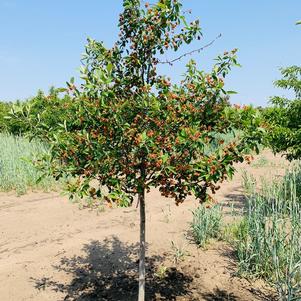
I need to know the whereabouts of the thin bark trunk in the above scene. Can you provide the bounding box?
[138,189,146,301]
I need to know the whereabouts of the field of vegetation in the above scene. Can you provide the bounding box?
[0,1,300,301]
[191,162,301,300]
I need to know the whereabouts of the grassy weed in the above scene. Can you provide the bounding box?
[191,204,223,248]
[170,240,189,264]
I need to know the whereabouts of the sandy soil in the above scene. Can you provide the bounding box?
[0,150,287,301]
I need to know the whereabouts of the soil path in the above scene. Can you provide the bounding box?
[0,150,286,301]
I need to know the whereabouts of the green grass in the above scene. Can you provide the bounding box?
[235,165,301,300]
[0,132,59,195]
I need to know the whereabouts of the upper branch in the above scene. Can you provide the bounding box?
[158,34,222,66]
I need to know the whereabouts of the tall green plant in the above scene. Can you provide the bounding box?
[191,204,222,247]
[26,1,261,299]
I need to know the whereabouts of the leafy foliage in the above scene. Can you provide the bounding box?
[6,87,72,135]
[224,104,266,153]
[27,0,261,206]
[0,101,14,132]
[265,66,301,160]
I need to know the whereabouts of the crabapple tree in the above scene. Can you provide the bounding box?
[32,1,258,300]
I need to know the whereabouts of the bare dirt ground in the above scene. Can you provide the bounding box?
[0,150,288,301]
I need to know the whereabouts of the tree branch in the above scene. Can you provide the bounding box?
[159,34,222,66]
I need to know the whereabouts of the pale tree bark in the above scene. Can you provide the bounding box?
[138,188,146,301]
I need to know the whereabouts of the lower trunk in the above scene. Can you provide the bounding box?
[138,189,146,301]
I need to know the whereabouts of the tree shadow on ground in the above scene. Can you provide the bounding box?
[32,236,194,301]
[201,288,238,301]
[223,193,248,212]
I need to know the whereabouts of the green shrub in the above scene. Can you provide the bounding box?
[264,66,301,160]
[5,87,72,136]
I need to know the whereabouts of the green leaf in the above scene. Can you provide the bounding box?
[180,16,188,27]
[167,166,176,174]
[107,63,113,73]
[157,2,167,10]
[141,131,147,143]
[227,90,238,95]
[57,88,67,93]
[161,153,168,163]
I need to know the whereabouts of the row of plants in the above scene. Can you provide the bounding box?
[191,163,301,300]
[2,70,300,160]
[237,166,301,300]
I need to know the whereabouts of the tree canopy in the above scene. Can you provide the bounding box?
[29,1,260,206]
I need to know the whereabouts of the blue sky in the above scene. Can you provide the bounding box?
[0,0,300,105]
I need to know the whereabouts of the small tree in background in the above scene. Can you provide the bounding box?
[29,1,260,299]
[7,87,72,135]
[264,66,301,160]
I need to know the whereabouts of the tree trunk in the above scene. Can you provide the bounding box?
[138,188,146,301]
